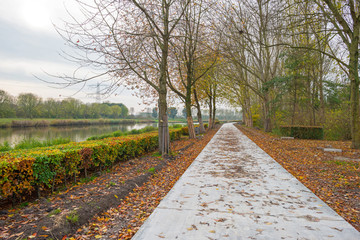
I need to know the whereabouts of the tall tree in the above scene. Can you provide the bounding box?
[54,0,190,155]
[315,0,360,147]
[17,93,41,119]
[152,107,158,119]
[0,90,15,118]
[167,0,218,138]
[168,107,178,119]
[282,0,360,147]
[220,0,284,132]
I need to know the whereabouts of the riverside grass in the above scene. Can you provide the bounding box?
[88,124,183,140]
[0,125,175,152]
[0,138,72,152]
[0,129,182,201]
[0,118,156,128]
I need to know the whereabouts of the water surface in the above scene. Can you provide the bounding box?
[0,123,158,146]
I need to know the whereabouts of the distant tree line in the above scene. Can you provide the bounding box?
[0,90,129,119]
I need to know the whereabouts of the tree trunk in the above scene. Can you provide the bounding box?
[349,39,360,148]
[211,89,216,128]
[158,91,169,155]
[185,102,196,138]
[158,36,170,155]
[197,112,205,133]
[208,96,213,129]
[263,94,271,132]
[194,89,205,133]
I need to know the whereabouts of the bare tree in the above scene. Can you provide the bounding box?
[220,0,284,132]
[166,0,218,138]
[53,0,190,155]
[316,0,360,147]
[281,0,360,147]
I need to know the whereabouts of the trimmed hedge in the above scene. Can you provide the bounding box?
[280,125,324,140]
[181,123,208,136]
[0,129,182,200]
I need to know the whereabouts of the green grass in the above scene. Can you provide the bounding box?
[80,175,97,183]
[87,125,158,140]
[151,152,162,157]
[48,208,61,217]
[0,118,156,128]
[0,137,71,152]
[66,210,79,224]
[0,141,11,151]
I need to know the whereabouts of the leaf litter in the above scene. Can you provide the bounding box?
[237,125,360,231]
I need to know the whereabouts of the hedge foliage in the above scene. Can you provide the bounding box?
[0,129,182,200]
[280,125,324,140]
[181,123,208,136]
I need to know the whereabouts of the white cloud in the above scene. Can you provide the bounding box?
[0,0,152,113]
[0,57,74,77]
[0,0,82,35]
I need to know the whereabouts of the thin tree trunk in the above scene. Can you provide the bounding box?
[349,39,360,148]
[208,98,213,129]
[194,89,205,133]
[158,93,169,155]
[185,101,196,138]
[211,87,216,128]
[263,93,271,132]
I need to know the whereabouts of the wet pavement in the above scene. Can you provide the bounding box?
[132,123,360,240]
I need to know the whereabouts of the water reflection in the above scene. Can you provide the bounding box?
[0,123,159,146]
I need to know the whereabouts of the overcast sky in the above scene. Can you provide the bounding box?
[0,0,148,112]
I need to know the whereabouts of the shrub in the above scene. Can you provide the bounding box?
[0,129,182,200]
[181,127,189,135]
[170,124,183,129]
[324,108,351,140]
[280,125,324,140]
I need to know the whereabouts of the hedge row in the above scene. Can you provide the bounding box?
[0,129,182,200]
[181,123,208,136]
[280,125,324,140]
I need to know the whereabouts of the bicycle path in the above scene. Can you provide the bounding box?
[132,123,360,240]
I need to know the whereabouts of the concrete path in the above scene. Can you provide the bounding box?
[132,123,360,240]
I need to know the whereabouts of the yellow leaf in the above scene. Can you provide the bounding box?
[95,235,102,239]
[209,230,216,233]
[114,195,118,199]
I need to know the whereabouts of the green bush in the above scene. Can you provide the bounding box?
[181,127,189,135]
[280,125,324,140]
[170,124,184,129]
[0,129,182,200]
[324,108,351,140]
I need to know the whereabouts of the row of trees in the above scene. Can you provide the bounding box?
[219,0,359,145]
[53,0,359,154]
[151,107,239,120]
[0,90,128,119]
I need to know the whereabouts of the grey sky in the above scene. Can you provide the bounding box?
[0,0,145,112]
